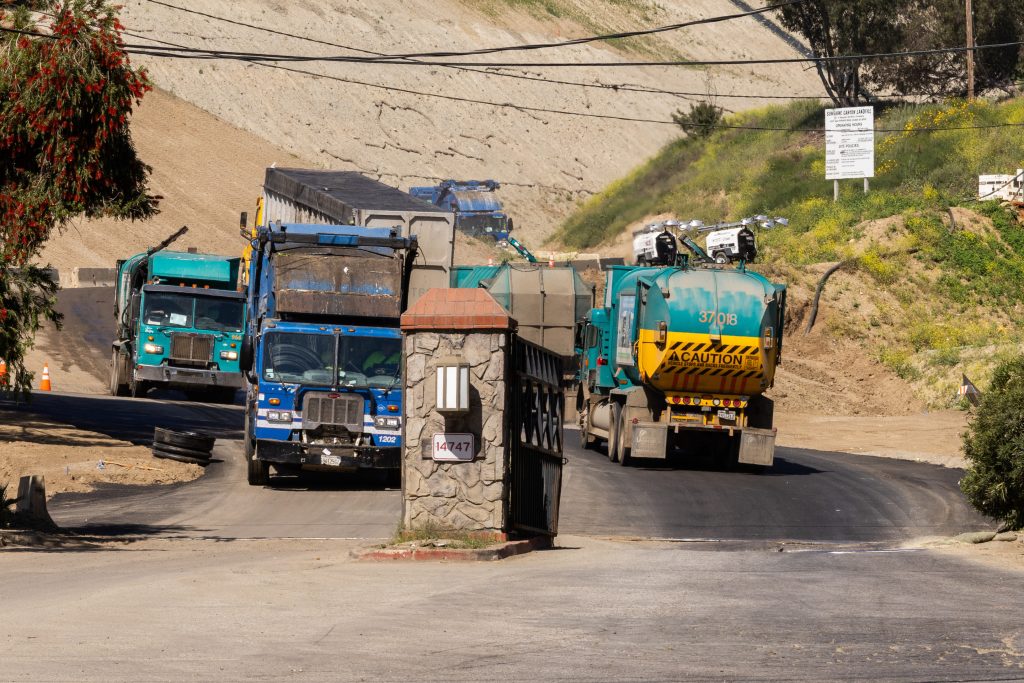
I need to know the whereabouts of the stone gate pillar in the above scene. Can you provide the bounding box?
[399,288,516,535]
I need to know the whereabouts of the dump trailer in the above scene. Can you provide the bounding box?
[577,257,786,468]
[450,263,594,374]
[257,168,454,305]
[409,179,511,243]
[240,223,417,485]
[110,228,246,401]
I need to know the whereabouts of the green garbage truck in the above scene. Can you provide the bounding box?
[110,227,246,402]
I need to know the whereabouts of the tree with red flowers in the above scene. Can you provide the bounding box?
[1,0,157,397]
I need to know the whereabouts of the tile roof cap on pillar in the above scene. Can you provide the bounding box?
[401,288,516,332]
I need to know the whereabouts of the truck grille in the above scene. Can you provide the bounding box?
[169,334,214,366]
[304,394,363,432]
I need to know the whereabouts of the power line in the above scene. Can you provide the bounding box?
[132,1,717,103]
[115,39,1024,133]
[142,0,803,62]
[116,39,1024,68]
[5,25,1023,132]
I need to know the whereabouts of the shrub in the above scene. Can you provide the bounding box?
[960,354,1024,529]
[672,101,723,139]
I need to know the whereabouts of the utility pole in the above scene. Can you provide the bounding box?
[966,0,975,100]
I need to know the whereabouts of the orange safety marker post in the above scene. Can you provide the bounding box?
[39,363,52,391]
[0,358,7,381]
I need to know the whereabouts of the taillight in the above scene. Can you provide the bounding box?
[597,356,608,366]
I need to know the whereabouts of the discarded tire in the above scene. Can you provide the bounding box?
[151,441,211,460]
[151,447,210,467]
[154,427,215,453]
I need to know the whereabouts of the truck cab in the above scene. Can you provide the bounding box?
[251,321,403,470]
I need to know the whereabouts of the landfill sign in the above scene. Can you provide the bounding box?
[825,106,875,180]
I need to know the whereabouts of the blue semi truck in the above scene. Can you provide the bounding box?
[240,223,418,485]
[110,227,246,402]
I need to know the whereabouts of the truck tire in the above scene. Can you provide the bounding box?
[747,396,775,429]
[714,252,729,265]
[577,395,596,450]
[152,447,209,466]
[129,374,147,399]
[244,412,269,486]
[154,427,215,453]
[247,450,269,486]
[617,408,632,467]
[109,350,128,397]
[151,441,211,461]
[607,402,622,463]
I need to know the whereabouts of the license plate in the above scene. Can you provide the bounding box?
[321,454,342,467]
[718,409,736,421]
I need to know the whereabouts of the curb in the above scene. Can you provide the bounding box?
[0,529,100,550]
[354,535,553,561]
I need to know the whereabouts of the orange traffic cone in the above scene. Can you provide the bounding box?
[39,363,51,392]
[0,359,7,381]
[548,253,555,268]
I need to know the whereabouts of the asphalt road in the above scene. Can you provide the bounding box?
[4,392,401,540]
[6,391,992,545]
[3,535,1024,682]
[559,431,992,543]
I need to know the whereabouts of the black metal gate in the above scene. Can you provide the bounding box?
[507,336,565,536]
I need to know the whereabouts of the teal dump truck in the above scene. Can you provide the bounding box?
[110,228,246,401]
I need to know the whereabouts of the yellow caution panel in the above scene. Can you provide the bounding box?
[637,329,775,395]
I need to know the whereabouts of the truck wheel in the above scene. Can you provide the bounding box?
[247,447,269,486]
[109,350,128,397]
[244,412,269,486]
[129,377,147,399]
[714,252,729,265]
[578,398,596,450]
[617,408,632,467]
[607,402,622,463]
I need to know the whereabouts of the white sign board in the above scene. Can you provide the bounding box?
[432,433,476,462]
[825,106,875,180]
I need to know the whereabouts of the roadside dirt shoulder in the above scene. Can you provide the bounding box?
[774,410,968,469]
[0,409,201,498]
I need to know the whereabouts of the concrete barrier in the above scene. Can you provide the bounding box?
[68,267,117,288]
[15,475,56,530]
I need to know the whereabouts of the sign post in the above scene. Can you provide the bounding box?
[825,106,875,202]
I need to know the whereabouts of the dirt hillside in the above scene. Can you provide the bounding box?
[47,0,823,260]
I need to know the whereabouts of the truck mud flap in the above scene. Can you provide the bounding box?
[739,427,776,466]
[631,425,668,459]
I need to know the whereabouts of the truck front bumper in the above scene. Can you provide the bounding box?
[255,439,400,470]
[135,365,244,389]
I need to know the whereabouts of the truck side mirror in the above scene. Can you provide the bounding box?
[240,336,254,377]
[130,293,142,326]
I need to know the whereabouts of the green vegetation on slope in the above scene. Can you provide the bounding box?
[558,98,1024,250]
[557,98,1024,406]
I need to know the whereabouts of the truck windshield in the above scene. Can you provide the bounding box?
[143,292,194,328]
[263,333,335,386]
[143,293,244,332]
[262,332,401,389]
[194,298,245,333]
[339,336,401,389]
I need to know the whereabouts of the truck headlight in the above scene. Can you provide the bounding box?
[220,351,239,360]
[267,411,293,423]
[143,343,164,354]
[374,416,401,429]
